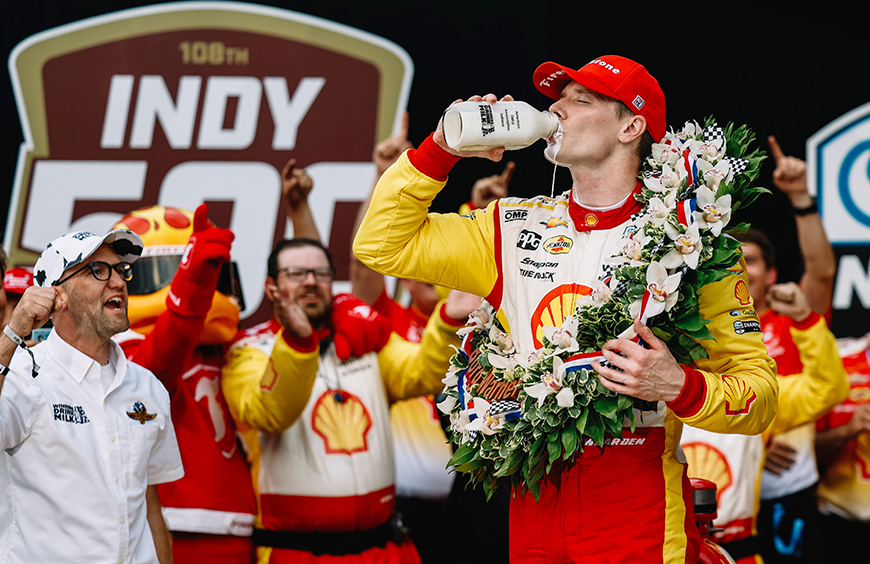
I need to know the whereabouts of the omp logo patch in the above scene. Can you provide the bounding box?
[544,235,573,255]
[721,375,757,416]
[503,209,528,222]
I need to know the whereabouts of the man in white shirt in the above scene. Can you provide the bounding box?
[0,229,184,564]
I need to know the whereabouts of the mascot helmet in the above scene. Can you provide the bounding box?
[113,206,243,344]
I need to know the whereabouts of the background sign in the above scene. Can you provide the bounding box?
[809,102,870,337]
[4,2,411,324]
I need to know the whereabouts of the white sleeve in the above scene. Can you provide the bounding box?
[0,360,37,452]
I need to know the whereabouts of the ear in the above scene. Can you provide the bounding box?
[619,114,647,144]
[766,266,778,288]
[52,286,69,313]
[264,277,279,302]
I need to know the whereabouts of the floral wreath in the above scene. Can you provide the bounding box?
[438,117,768,500]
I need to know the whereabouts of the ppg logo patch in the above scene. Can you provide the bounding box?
[517,230,542,251]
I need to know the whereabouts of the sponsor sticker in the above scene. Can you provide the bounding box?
[517,229,542,251]
[544,235,573,255]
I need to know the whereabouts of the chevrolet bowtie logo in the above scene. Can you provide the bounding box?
[127,402,157,425]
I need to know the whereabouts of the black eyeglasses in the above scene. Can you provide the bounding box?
[56,261,133,285]
[276,267,334,283]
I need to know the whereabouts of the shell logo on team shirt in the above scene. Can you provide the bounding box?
[312,390,373,455]
[721,374,757,416]
[531,283,592,347]
[734,279,751,306]
[584,214,599,227]
[683,442,733,503]
[543,235,574,255]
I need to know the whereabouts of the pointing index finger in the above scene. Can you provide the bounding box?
[500,161,516,187]
[767,135,785,164]
[398,111,409,142]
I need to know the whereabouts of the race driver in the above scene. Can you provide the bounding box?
[353,54,778,563]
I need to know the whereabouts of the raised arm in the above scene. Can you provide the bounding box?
[282,158,320,242]
[768,136,835,314]
[221,291,319,435]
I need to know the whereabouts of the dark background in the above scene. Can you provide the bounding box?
[1,0,866,306]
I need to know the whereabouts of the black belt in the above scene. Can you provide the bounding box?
[252,519,403,556]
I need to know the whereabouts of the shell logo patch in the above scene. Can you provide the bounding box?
[259,357,279,391]
[530,283,592,347]
[127,402,157,424]
[721,374,757,416]
[540,217,568,229]
[584,214,599,227]
[682,442,733,501]
[543,235,573,255]
[312,390,373,455]
[734,279,751,306]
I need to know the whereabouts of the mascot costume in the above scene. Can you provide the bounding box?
[114,204,257,563]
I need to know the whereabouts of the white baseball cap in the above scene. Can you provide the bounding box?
[33,229,144,287]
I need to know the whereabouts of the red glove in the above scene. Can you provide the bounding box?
[331,293,392,361]
[167,203,235,316]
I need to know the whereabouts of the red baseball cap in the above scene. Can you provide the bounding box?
[533,55,667,142]
[3,267,34,296]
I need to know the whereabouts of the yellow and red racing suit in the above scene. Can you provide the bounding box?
[353,135,779,564]
[221,300,463,564]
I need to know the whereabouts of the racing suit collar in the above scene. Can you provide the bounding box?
[568,181,643,232]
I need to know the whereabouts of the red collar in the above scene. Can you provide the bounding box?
[568,181,643,232]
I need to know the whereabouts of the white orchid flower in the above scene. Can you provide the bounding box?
[693,185,732,236]
[651,142,682,166]
[488,352,519,374]
[645,192,677,225]
[437,394,457,415]
[542,317,580,356]
[442,364,461,387]
[456,300,495,335]
[525,357,575,408]
[661,222,702,270]
[450,408,474,442]
[464,398,506,435]
[697,138,724,160]
[630,261,682,319]
[643,163,686,192]
[578,276,620,308]
[486,324,515,354]
[516,348,548,370]
[676,121,702,140]
[697,158,732,190]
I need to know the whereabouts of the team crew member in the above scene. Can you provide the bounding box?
[0,229,183,564]
[222,238,476,563]
[748,140,839,564]
[815,335,870,562]
[113,204,258,563]
[681,282,847,563]
[354,55,778,563]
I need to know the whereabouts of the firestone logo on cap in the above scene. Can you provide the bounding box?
[539,70,565,88]
[588,58,621,74]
